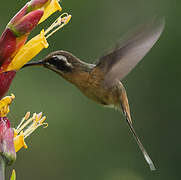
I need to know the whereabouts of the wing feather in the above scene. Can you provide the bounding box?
[94,17,165,87]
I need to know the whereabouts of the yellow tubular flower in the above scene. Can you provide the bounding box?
[14,131,28,152]
[0,94,15,117]
[39,0,62,24]
[6,14,71,71]
[6,30,48,71]
[14,112,47,152]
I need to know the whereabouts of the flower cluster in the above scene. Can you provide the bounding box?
[0,0,71,178]
[0,0,71,98]
[0,94,47,166]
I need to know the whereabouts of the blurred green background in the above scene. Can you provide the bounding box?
[0,0,180,179]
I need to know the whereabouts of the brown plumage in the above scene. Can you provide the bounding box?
[23,16,165,170]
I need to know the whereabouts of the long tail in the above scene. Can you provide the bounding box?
[123,111,156,171]
[119,83,156,171]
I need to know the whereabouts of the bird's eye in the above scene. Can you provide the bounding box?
[47,55,72,73]
[56,55,68,63]
[53,55,72,68]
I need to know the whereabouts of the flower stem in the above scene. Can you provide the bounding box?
[0,155,5,180]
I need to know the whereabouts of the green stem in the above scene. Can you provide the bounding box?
[0,155,5,180]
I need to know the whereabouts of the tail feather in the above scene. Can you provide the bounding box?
[119,82,156,171]
[124,112,156,171]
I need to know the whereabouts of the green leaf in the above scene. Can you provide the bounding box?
[10,169,16,180]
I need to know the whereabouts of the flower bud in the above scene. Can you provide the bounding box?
[1,128,16,165]
[10,0,50,25]
[0,117,16,166]
[11,9,44,36]
[29,0,50,10]
[10,5,29,26]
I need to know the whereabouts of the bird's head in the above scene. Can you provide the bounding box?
[24,50,80,75]
[23,50,93,83]
[42,50,76,75]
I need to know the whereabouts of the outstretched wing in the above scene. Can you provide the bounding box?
[94,17,165,87]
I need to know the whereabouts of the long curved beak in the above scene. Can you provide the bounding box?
[22,60,44,68]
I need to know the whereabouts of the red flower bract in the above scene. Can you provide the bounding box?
[0,71,16,99]
[0,29,17,67]
[13,10,44,36]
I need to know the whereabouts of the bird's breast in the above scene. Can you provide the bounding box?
[75,73,119,106]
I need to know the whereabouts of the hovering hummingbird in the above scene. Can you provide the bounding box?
[23,17,165,170]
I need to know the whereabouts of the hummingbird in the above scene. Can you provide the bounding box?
[23,17,165,170]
